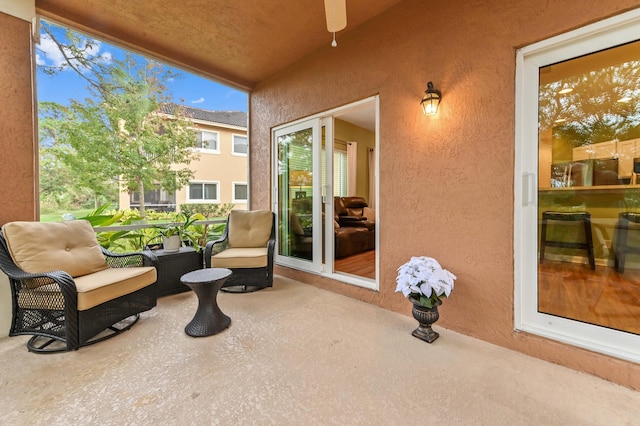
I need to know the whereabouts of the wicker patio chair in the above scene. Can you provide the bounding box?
[205,210,275,293]
[0,220,158,353]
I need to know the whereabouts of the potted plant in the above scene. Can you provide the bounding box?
[395,256,456,343]
[179,213,208,252]
[156,224,182,252]
[153,213,208,253]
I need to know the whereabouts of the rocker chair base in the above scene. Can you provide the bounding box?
[26,314,141,353]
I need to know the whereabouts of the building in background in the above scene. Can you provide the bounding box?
[118,104,248,213]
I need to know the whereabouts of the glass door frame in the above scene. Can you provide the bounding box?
[514,8,640,363]
[272,96,380,291]
[273,118,323,273]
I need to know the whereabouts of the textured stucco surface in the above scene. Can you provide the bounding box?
[252,0,640,388]
[0,12,36,225]
[0,12,36,339]
[36,0,404,89]
[1,0,639,389]
[2,276,639,424]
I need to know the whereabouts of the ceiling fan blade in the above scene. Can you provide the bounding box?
[324,0,347,32]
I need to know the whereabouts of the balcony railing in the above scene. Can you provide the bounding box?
[95,218,226,233]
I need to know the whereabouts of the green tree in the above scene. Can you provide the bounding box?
[539,59,640,145]
[37,22,198,217]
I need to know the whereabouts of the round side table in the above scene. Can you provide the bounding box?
[180,268,232,337]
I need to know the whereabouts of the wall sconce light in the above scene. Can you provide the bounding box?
[420,82,442,116]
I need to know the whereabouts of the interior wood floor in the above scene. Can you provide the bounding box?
[538,261,640,335]
[334,249,376,280]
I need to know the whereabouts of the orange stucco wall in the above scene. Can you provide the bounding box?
[250,0,640,388]
[0,12,37,224]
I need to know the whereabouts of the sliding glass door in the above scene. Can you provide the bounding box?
[274,119,323,272]
[516,9,640,362]
[273,97,379,289]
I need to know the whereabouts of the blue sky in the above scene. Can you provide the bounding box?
[35,20,248,113]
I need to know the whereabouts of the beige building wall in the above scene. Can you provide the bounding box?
[118,119,248,213]
[249,0,640,389]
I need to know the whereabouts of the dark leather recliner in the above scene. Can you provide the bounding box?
[334,196,375,231]
[334,196,375,258]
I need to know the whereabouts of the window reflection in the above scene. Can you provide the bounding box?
[537,40,640,335]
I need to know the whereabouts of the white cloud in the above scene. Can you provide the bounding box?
[37,33,69,68]
[100,51,112,64]
[37,33,111,71]
[191,97,205,104]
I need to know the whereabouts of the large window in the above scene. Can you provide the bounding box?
[321,149,348,196]
[130,189,176,212]
[516,9,640,362]
[36,19,248,220]
[197,131,219,152]
[233,134,248,155]
[188,181,219,202]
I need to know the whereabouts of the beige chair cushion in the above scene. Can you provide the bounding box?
[17,266,157,311]
[211,247,268,269]
[3,220,108,279]
[74,266,157,310]
[228,210,272,248]
[289,212,304,236]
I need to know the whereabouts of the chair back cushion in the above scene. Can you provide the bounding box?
[289,212,304,236]
[341,196,368,217]
[3,220,108,278]
[228,210,273,248]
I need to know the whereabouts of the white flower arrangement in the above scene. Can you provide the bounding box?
[395,256,456,308]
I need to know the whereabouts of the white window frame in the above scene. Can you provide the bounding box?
[232,134,248,156]
[232,182,248,203]
[187,181,219,203]
[515,8,640,363]
[196,130,220,153]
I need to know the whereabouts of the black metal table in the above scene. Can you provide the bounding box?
[181,268,232,337]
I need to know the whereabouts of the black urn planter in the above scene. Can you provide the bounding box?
[410,299,441,343]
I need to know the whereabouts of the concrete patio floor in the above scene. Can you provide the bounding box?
[1,275,638,425]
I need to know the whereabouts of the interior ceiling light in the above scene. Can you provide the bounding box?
[324,0,347,47]
[558,88,573,94]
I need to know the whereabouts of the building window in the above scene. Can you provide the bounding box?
[129,189,176,212]
[197,131,219,152]
[233,183,248,202]
[515,9,640,362]
[188,181,219,202]
[233,134,248,155]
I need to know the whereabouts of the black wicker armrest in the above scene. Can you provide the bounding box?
[267,237,276,256]
[101,247,159,269]
[2,265,76,292]
[0,261,78,310]
[205,237,229,268]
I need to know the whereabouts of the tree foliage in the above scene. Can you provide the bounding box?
[538,59,640,147]
[37,21,198,216]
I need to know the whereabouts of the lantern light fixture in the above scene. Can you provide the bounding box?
[420,81,442,116]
